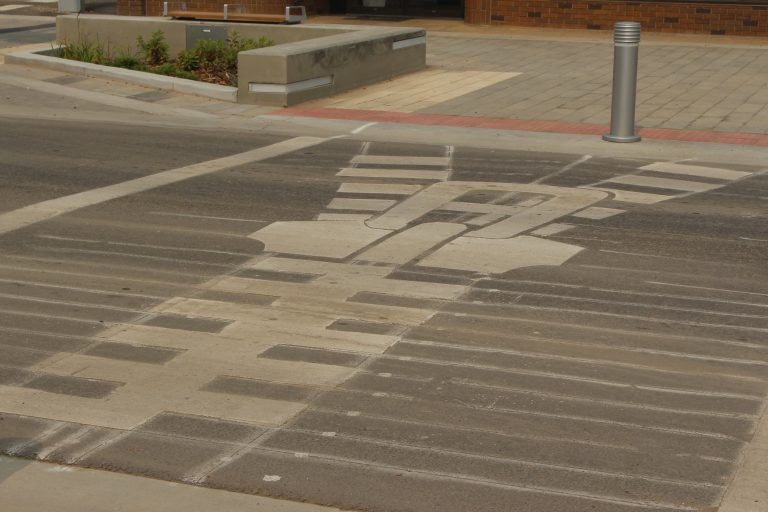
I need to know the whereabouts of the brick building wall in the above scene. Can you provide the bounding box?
[116,0,768,37]
[467,0,768,36]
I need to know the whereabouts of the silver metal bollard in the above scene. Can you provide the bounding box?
[603,22,641,143]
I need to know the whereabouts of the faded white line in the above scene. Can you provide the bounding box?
[150,211,269,223]
[288,425,722,490]
[438,305,767,351]
[35,425,92,461]
[0,292,146,314]
[254,448,704,510]
[404,337,768,376]
[486,278,768,308]
[456,375,764,417]
[0,137,325,236]
[377,353,762,401]
[351,122,378,134]
[28,246,236,269]
[461,301,768,334]
[0,277,164,300]
[0,307,125,326]
[483,289,768,320]
[532,155,592,185]
[35,235,255,257]
[0,255,207,282]
[646,281,768,299]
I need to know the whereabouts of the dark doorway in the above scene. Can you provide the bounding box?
[330,0,347,14]
[346,0,463,18]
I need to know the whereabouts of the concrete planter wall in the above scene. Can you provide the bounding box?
[53,15,427,106]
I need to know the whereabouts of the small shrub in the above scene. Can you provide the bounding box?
[55,39,108,64]
[110,52,145,70]
[175,49,199,72]
[54,30,272,87]
[136,30,169,66]
[229,33,272,52]
[182,32,273,86]
[148,63,198,81]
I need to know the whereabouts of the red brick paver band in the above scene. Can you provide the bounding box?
[277,107,768,147]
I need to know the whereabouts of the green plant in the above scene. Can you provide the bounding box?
[180,33,273,86]
[53,30,272,86]
[136,30,169,66]
[110,52,145,70]
[175,49,200,72]
[54,39,109,64]
[230,33,272,51]
[148,63,198,81]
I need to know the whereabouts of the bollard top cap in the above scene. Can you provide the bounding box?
[614,21,641,44]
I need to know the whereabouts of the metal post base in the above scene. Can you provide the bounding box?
[602,134,641,143]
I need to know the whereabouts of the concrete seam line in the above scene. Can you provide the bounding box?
[0,136,327,236]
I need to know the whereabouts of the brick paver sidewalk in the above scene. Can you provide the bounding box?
[305,17,768,135]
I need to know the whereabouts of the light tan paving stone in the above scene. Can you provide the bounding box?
[465,213,506,226]
[358,222,466,264]
[248,220,392,259]
[417,235,584,274]
[316,213,373,221]
[531,223,576,237]
[572,207,625,220]
[249,257,393,278]
[337,183,423,195]
[312,70,521,113]
[327,198,397,212]
[584,187,673,204]
[440,201,522,215]
[221,322,397,354]
[351,155,452,167]
[336,168,450,181]
[639,162,751,180]
[607,175,722,193]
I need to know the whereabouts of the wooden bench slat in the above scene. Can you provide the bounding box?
[168,10,287,22]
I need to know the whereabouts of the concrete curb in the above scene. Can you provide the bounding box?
[5,49,238,102]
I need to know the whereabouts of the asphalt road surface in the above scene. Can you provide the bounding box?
[0,112,766,512]
[0,15,55,48]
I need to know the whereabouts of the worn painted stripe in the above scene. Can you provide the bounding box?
[327,198,398,212]
[607,175,721,193]
[584,187,673,204]
[338,183,422,195]
[0,137,325,236]
[337,168,450,180]
[350,155,451,167]
[640,162,750,181]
